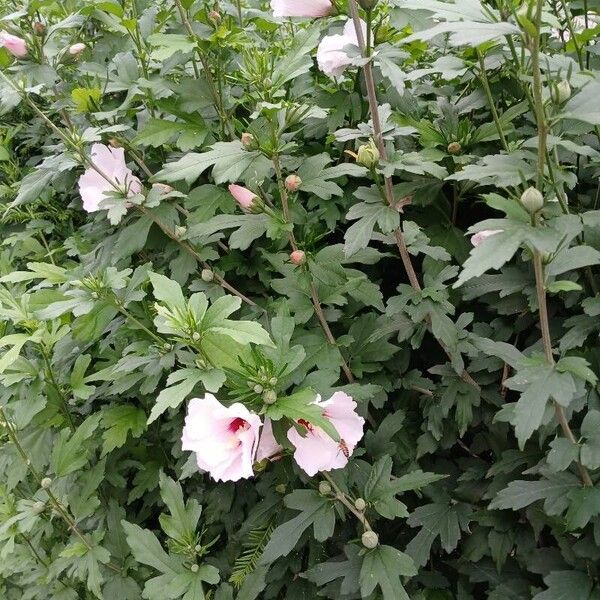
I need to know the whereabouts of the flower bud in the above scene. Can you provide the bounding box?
[520,186,544,213]
[33,22,46,35]
[361,530,379,549]
[69,43,86,56]
[253,384,264,394]
[285,174,302,192]
[268,377,278,386]
[354,498,366,511]
[290,250,306,265]
[191,564,199,573]
[41,477,52,489]
[555,80,571,104]
[228,184,261,213]
[262,389,277,404]
[357,140,380,169]
[447,141,462,155]
[191,332,201,342]
[174,225,187,239]
[194,544,202,552]
[201,269,214,282]
[208,10,221,23]
[163,343,173,352]
[91,291,99,299]
[32,501,45,514]
[152,182,173,195]
[241,132,256,149]
[318,481,332,495]
[275,483,287,494]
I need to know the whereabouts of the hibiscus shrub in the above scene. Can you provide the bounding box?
[2,0,600,598]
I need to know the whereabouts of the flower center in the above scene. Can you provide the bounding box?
[298,418,314,432]
[228,417,249,434]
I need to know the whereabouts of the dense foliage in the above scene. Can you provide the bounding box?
[2,0,600,598]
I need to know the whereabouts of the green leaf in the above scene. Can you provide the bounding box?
[51,413,102,477]
[159,472,202,541]
[533,571,595,600]
[359,545,416,600]
[297,154,366,200]
[150,272,186,309]
[101,405,147,456]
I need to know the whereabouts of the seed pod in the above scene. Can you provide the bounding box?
[354,498,367,511]
[318,481,332,495]
[361,530,379,549]
[520,186,544,213]
[201,269,214,282]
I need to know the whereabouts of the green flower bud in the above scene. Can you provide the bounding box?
[163,342,173,352]
[520,186,545,213]
[194,544,202,553]
[253,384,264,394]
[201,269,214,282]
[357,140,380,169]
[190,564,199,573]
[361,530,379,549]
[263,389,277,404]
[174,225,187,239]
[555,80,571,104]
[354,498,367,511]
[191,332,201,342]
[318,481,332,495]
[268,377,278,386]
[41,477,52,489]
[275,484,287,494]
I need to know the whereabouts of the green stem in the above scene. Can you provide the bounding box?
[322,472,372,532]
[477,49,509,152]
[41,350,75,432]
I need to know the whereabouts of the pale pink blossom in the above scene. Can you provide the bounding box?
[287,392,364,476]
[256,419,283,462]
[68,42,86,56]
[0,32,27,58]
[182,394,262,482]
[228,184,257,211]
[317,19,366,79]
[78,143,142,213]
[471,229,503,247]
[270,0,333,18]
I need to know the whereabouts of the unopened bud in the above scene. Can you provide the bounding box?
[194,544,202,552]
[253,384,264,394]
[520,186,544,213]
[268,377,278,386]
[285,174,302,192]
[201,269,214,282]
[361,530,379,549]
[68,43,86,56]
[275,483,287,494]
[163,343,173,352]
[32,501,45,514]
[91,291,99,299]
[208,10,221,23]
[318,481,332,495]
[357,140,380,169]
[152,182,173,195]
[290,250,306,265]
[191,332,201,342]
[190,564,199,573]
[174,225,187,239]
[41,477,52,489]
[555,80,571,104]
[447,141,462,155]
[354,498,366,511]
[33,22,46,35]
[262,389,277,404]
[241,133,255,149]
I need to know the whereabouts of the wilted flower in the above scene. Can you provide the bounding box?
[270,0,333,18]
[229,184,259,211]
[287,392,364,476]
[68,42,86,56]
[0,32,27,57]
[78,143,142,213]
[182,394,262,482]
[317,19,366,79]
[471,229,503,247]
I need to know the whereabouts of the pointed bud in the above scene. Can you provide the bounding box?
[357,140,380,169]
[361,531,379,549]
[285,174,302,192]
[520,186,544,213]
[228,184,261,212]
[555,80,571,104]
[290,250,306,265]
[447,141,462,155]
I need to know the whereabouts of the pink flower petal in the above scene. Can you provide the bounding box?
[228,184,257,210]
[471,229,503,247]
[256,419,283,462]
[270,0,332,18]
[0,32,27,58]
